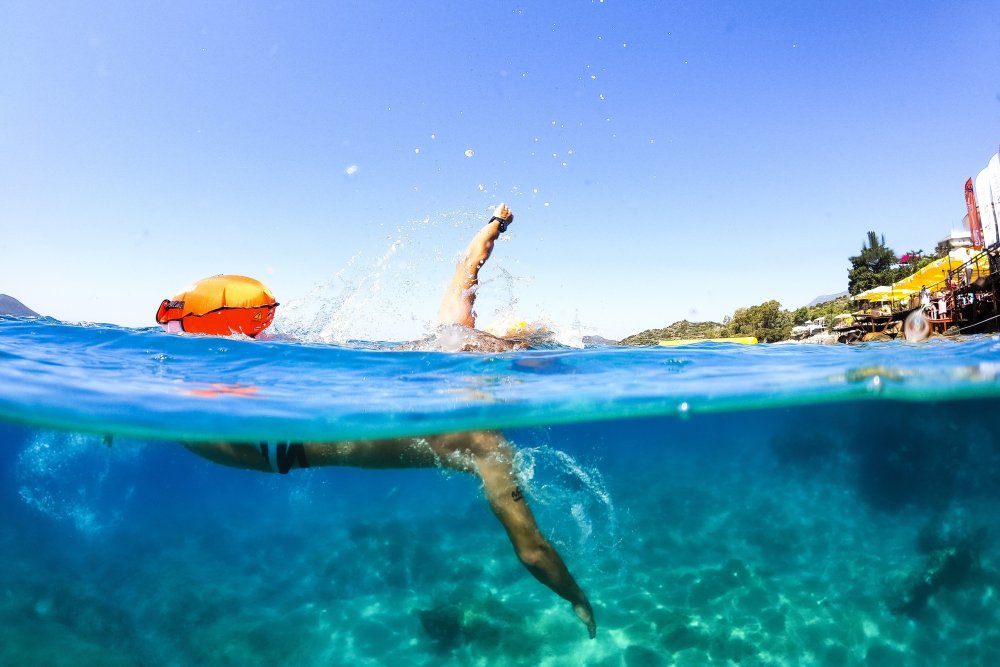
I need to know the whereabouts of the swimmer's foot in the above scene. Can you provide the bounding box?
[573,600,597,639]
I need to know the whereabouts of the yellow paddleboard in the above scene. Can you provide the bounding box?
[658,337,758,346]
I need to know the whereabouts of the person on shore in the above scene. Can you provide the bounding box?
[920,285,931,308]
[184,205,597,638]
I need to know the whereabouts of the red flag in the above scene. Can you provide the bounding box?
[966,177,984,249]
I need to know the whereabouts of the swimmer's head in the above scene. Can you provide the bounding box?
[485,316,550,339]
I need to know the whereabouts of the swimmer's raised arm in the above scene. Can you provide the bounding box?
[437,204,514,328]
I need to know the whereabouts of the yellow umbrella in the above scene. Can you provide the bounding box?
[852,286,891,301]
[892,248,986,293]
[852,286,912,302]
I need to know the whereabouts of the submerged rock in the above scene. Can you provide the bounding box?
[709,632,757,663]
[625,644,662,667]
[416,601,507,653]
[650,609,709,653]
[689,559,753,606]
[887,544,980,615]
[417,604,462,650]
[916,511,983,554]
[888,510,987,615]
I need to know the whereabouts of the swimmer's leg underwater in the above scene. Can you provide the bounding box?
[184,431,596,638]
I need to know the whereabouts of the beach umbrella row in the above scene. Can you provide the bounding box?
[892,248,990,294]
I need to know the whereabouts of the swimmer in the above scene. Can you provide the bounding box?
[400,203,536,352]
[185,205,597,638]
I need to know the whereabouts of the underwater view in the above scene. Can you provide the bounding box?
[2,318,1000,666]
[4,1,1000,665]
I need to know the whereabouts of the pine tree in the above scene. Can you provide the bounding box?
[847,231,901,295]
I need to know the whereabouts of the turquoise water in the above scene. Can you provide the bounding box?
[2,317,999,665]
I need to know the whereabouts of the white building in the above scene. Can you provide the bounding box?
[935,226,973,256]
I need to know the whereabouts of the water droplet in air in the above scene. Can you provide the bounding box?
[464,149,475,157]
[345,165,359,176]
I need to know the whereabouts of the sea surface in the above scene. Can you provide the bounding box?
[1,316,999,666]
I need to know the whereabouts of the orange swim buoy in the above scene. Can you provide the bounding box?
[155,275,278,337]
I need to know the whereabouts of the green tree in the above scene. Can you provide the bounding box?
[803,295,853,323]
[723,300,793,342]
[847,231,901,295]
[619,320,724,346]
[897,248,936,280]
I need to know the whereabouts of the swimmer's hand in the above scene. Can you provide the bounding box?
[492,203,513,229]
[574,600,596,639]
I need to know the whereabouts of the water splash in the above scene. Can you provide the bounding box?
[514,445,619,560]
[271,210,571,345]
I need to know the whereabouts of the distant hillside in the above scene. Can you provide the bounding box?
[0,294,41,318]
[581,335,619,347]
[806,291,849,308]
[620,320,724,346]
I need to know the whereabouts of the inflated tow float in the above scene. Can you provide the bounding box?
[155,275,278,336]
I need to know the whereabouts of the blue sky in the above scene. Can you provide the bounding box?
[2,1,998,340]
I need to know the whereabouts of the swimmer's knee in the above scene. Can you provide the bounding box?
[466,429,501,451]
[515,542,551,572]
[428,430,501,455]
